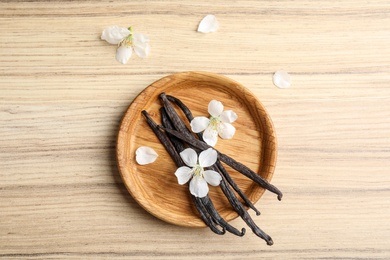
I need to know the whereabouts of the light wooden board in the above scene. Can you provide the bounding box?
[1,1,390,259]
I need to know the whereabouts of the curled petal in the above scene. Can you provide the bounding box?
[134,43,150,58]
[273,70,291,89]
[218,122,236,140]
[132,33,151,58]
[208,100,223,117]
[220,110,238,123]
[190,116,210,133]
[179,148,198,167]
[116,45,132,64]
[197,14,219,33]
[203,170,222,186]
[189,175,209,198]
[101,25,130,45]
[199,148,217,168]
[174,166,193,185]
[135,146,158,165]
[203,127,218,147]
[132,33,150,45]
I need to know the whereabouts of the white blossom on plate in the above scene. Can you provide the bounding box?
[175,148,221,198]
[190,100,237,146]
[101,26,150,64]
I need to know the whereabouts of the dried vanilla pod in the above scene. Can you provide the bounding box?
[215,160,261,215]
[192,195,226,235]
[141,93,281,245]
[200,195,245,237]
[159,107,246,237]
[160,126,283,200]
[143,110,224,235]
[166,94,261,215]
[219,176,273,245]
[159,94,282,200]
[159,96,274,244]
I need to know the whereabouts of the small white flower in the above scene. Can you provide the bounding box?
[174,148,221,198]
[101,26,150,64]
[135,146,158,165]
[197,14,219,33]
[190,100,237,146]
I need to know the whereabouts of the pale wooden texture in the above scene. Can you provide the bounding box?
[1,1,390,259]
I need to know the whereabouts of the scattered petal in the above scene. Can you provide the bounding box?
[208,100,224,117]
[101,25,131,45]
[190,116,210,133]
[134,44,150,58]
[273,70,291,89]
[179,148,198,167]
[220,110,238,123]
[203,170,222,186]
[189,175,209,198]
[116,45,132,64]
[132,33,151,58]
[197,14,219,33]
[175,166,193,184]
[203,127,218,147]
[218,122,236,140]
[198,148,217,168]
[135,146,158,165]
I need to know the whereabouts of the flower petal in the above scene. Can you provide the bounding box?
[203,127,219,147]
[189,175,209,198]
[190,116,210,133]
[135,146,158,165]
[134,43,150,58]
[203,170,222,186]
[132,33,151,58]
[208,100,223,117]
[273,70,291,89]
[174,166,193,185]
[179,148,198,167]
[197,14,219,33]
[116,45,132,64]
[101,25,130,45]
[198,148,217,168]
[220,110,238,123]
[218,122,236,139]
[132,33,150,44]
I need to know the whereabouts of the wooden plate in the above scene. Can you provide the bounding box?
[116,71,277,227]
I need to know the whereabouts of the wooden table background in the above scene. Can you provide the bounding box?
[1,1,389,259]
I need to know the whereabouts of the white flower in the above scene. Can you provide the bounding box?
[174,148,221,198]
[101,26,150,64]
[135,146,158,165]
[197,14,219,33]
[190,100,237,146]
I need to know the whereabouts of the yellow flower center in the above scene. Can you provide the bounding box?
[120,27,134,47]
[209,116,221,131]
[192,164,204,178]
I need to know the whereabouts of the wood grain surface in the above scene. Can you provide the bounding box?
[1,1,390,259]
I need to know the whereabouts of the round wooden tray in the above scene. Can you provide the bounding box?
[116,71,277,227]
